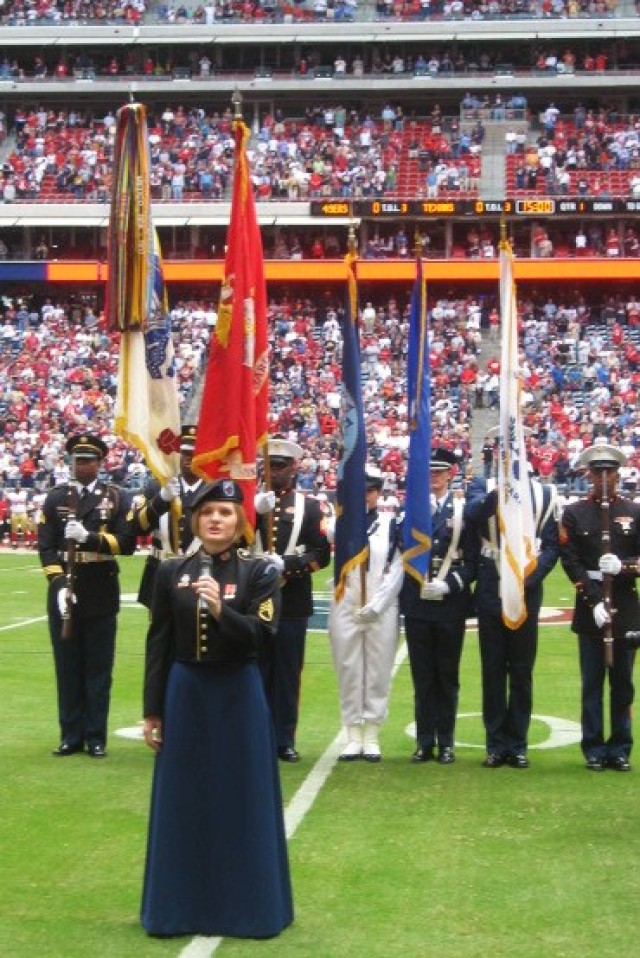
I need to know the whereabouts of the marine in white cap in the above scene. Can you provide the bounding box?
[560,438,640,772]
[254,435,331,762]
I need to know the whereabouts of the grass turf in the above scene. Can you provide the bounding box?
[1,553,638,957]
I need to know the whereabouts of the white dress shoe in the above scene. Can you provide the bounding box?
[363,742,381,763]
[339,739,363,761]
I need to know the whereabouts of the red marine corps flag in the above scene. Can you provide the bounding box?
[192,109,269,530]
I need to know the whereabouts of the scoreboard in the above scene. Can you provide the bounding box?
[311,199,640,218]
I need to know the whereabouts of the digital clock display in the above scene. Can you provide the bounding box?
[515,200,556,215]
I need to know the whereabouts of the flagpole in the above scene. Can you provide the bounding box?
[333,221,369,602]
[231,86,274,552]
[346,223,367,609]
[402,230,433,588]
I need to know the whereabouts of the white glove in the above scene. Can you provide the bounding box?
[160,477,180,502]
[599,553,622,576]
[356,603,380,623]
[65,519,89,544]
[325,517,336,546]
[57,587,76,616]
[421,579,450,600]
[264,553,285,574]
[593,602,611,629]
[254,490,276,515]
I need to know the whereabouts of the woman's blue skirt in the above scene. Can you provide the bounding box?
[141,661,293,938]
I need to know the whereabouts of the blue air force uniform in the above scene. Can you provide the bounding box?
[465,479,559,765]
[400,448,476,761]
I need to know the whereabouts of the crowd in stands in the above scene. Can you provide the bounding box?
[515,291,640,495]
[0,102,476,205]
[1,42,636,82]
[1,0,146,26]
[0,294,210,543]
[4,97,640,209]
[375,0,620,18]
[4,285,640,548]
[0,0,621,24]
[0,105,238,203]
[507,103,640,198]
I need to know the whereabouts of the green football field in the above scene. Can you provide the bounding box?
[1,551,639,958]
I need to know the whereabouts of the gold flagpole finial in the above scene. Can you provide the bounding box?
[414,228,423,260]
[499,217,508,248]
[231,88,243,120]
[347,218,357,256]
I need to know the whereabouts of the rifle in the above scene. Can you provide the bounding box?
[61,486,79,640]
[600,470,614,669]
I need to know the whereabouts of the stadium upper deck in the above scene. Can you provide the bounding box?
[1,1,640,290]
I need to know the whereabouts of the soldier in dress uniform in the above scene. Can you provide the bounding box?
[328,465,403,762]
[140,479,293,938]
[255,436,331,762]
[465,471,560,768]
[400,448,477,765]
[37,433,136,758]
[560,441,640,771]
[131,425,205,608]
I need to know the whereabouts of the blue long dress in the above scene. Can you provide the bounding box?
[140,549,294,939]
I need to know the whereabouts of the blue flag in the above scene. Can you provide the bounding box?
[334,251,368,601]
[402,259,432,584]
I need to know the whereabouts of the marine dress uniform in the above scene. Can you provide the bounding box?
[141,480,292,939]
[400,448,477,764]
[38,434,136,757]
[255,437,331,761]
[560,442,640,771]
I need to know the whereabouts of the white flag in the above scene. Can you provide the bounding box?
[497,240,537,629]
[114,235,181,484]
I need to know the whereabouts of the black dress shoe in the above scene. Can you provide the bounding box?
[437,747,456,765]
[507,753,530,769]
[411,747,434,763]
[607,755,631,772]
[52,742,83,757]
[482,752,505,768]
[87,744,107,758]
[278,746,300,763]
[585,756,606,772]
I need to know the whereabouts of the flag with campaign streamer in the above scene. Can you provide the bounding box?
[192,116,269,530]
[107,102,153,333]
[497,237,537,629]
[402,259,432,584]
[109,104,181,484]
[334,248,368,602]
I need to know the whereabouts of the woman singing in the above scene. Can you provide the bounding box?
[140,479,293,939]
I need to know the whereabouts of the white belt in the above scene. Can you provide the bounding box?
[481,545,500,560]
[586,570,603,581]
[60,552,114,564]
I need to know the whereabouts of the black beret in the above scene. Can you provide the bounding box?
[192,479,244,508]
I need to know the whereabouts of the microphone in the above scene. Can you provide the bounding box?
[199,552,212,613]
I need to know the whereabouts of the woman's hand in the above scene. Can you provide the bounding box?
[193,574,222,619]
[144,716,163,752]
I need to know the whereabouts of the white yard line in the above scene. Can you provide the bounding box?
[178,640,409,957]
[0,617,47,632]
